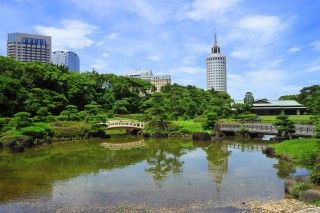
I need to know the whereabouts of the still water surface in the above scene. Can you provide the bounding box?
[0,137,304,212]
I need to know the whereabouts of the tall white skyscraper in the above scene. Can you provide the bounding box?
[51,51,80,72]
[206,34,227,91]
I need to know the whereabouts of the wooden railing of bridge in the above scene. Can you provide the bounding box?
[218,123,314,136]
[98,120,145,130]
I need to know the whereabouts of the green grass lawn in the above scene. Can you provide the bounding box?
[172,120,207,133]
[259,115,312,124]
[271,138,320,165]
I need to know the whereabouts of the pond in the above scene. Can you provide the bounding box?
[0,137,306,212]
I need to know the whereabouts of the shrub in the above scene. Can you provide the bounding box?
[177,128,192,134]
[0,135,31,146]
[87,124,109,138]
[20,125,50,139]
[51,122,89,138]
[6,112,32,129]
[316,122,320,139]
[311,165,320,185]
[292,183,312,198]
[300,150,319,166]
[87,129,109,138]
[238,126,249,136]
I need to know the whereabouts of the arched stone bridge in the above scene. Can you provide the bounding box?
[98,120,145,130]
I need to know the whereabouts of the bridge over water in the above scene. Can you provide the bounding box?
[98,120,145,130]
[218,123,315,136]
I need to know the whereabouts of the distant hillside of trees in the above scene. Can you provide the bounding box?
[279,85,320,114]
[0,56,232,119]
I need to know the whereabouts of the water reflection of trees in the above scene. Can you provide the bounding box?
[273,159,296,178]
[144,139,194,182]
[204,142,231,189]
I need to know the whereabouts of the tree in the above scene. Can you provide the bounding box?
[279,95,298,101]
[60,105,80,121]
[203,112,218,131]
[145,92,170,132]
[316,122,320,139]
[274,114,295,139]
[244,92,254,105]
[35,107,51,121]
[113,99,130,114]
[0,75,24,116]
[6,112,32,129]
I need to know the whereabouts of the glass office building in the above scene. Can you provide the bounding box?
[51,51,80,72]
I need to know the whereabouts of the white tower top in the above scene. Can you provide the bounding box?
[206,33,227,91]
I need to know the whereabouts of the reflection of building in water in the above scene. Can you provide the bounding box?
[226,141,265,152]
[101,139,145,150]
[205,143,230,191]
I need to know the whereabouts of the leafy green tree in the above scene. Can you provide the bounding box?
[274,114,295,139]
[35,107,51,121]
[279,95,298,101]
[99,89,115,110]
[60,105,80,121]
[316,122,320,139]
[244,92,254,105]
[84,101,99,115]
[24,88,53,115]
[6,112,32,129]
[203,112,218,131]
[145,92,170,132]
[113,99,130,114]
[0,75,24,116]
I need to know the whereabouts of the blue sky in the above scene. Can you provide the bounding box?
[0,0,320,100]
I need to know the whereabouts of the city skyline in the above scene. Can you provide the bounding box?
[0,0,320,99]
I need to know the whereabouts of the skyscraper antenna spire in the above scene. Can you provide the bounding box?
[214,28,217,45]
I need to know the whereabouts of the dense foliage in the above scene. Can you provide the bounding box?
[0,56,231,120]
[274,114,295,139]
[279,85,320,115]
[0,56,154,117]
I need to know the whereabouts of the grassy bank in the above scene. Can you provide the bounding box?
[260,115,312,124]
[271,138,320,166]
[172,120,207,133]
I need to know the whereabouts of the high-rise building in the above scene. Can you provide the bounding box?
[51,51,80,72]
[127,70,171,92]
[206,34,227,91]
[7,33,51,63]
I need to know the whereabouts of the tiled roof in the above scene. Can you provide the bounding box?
[234,100,305,107]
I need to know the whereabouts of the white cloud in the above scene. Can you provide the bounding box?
[311,40,320,51]
[184,0,242,20]
[238,15,282,33]
[106,32,119,40]
[287,47,301,54]
[102,52,109,58]
[229,15,287,65]
[34,19,98,50]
